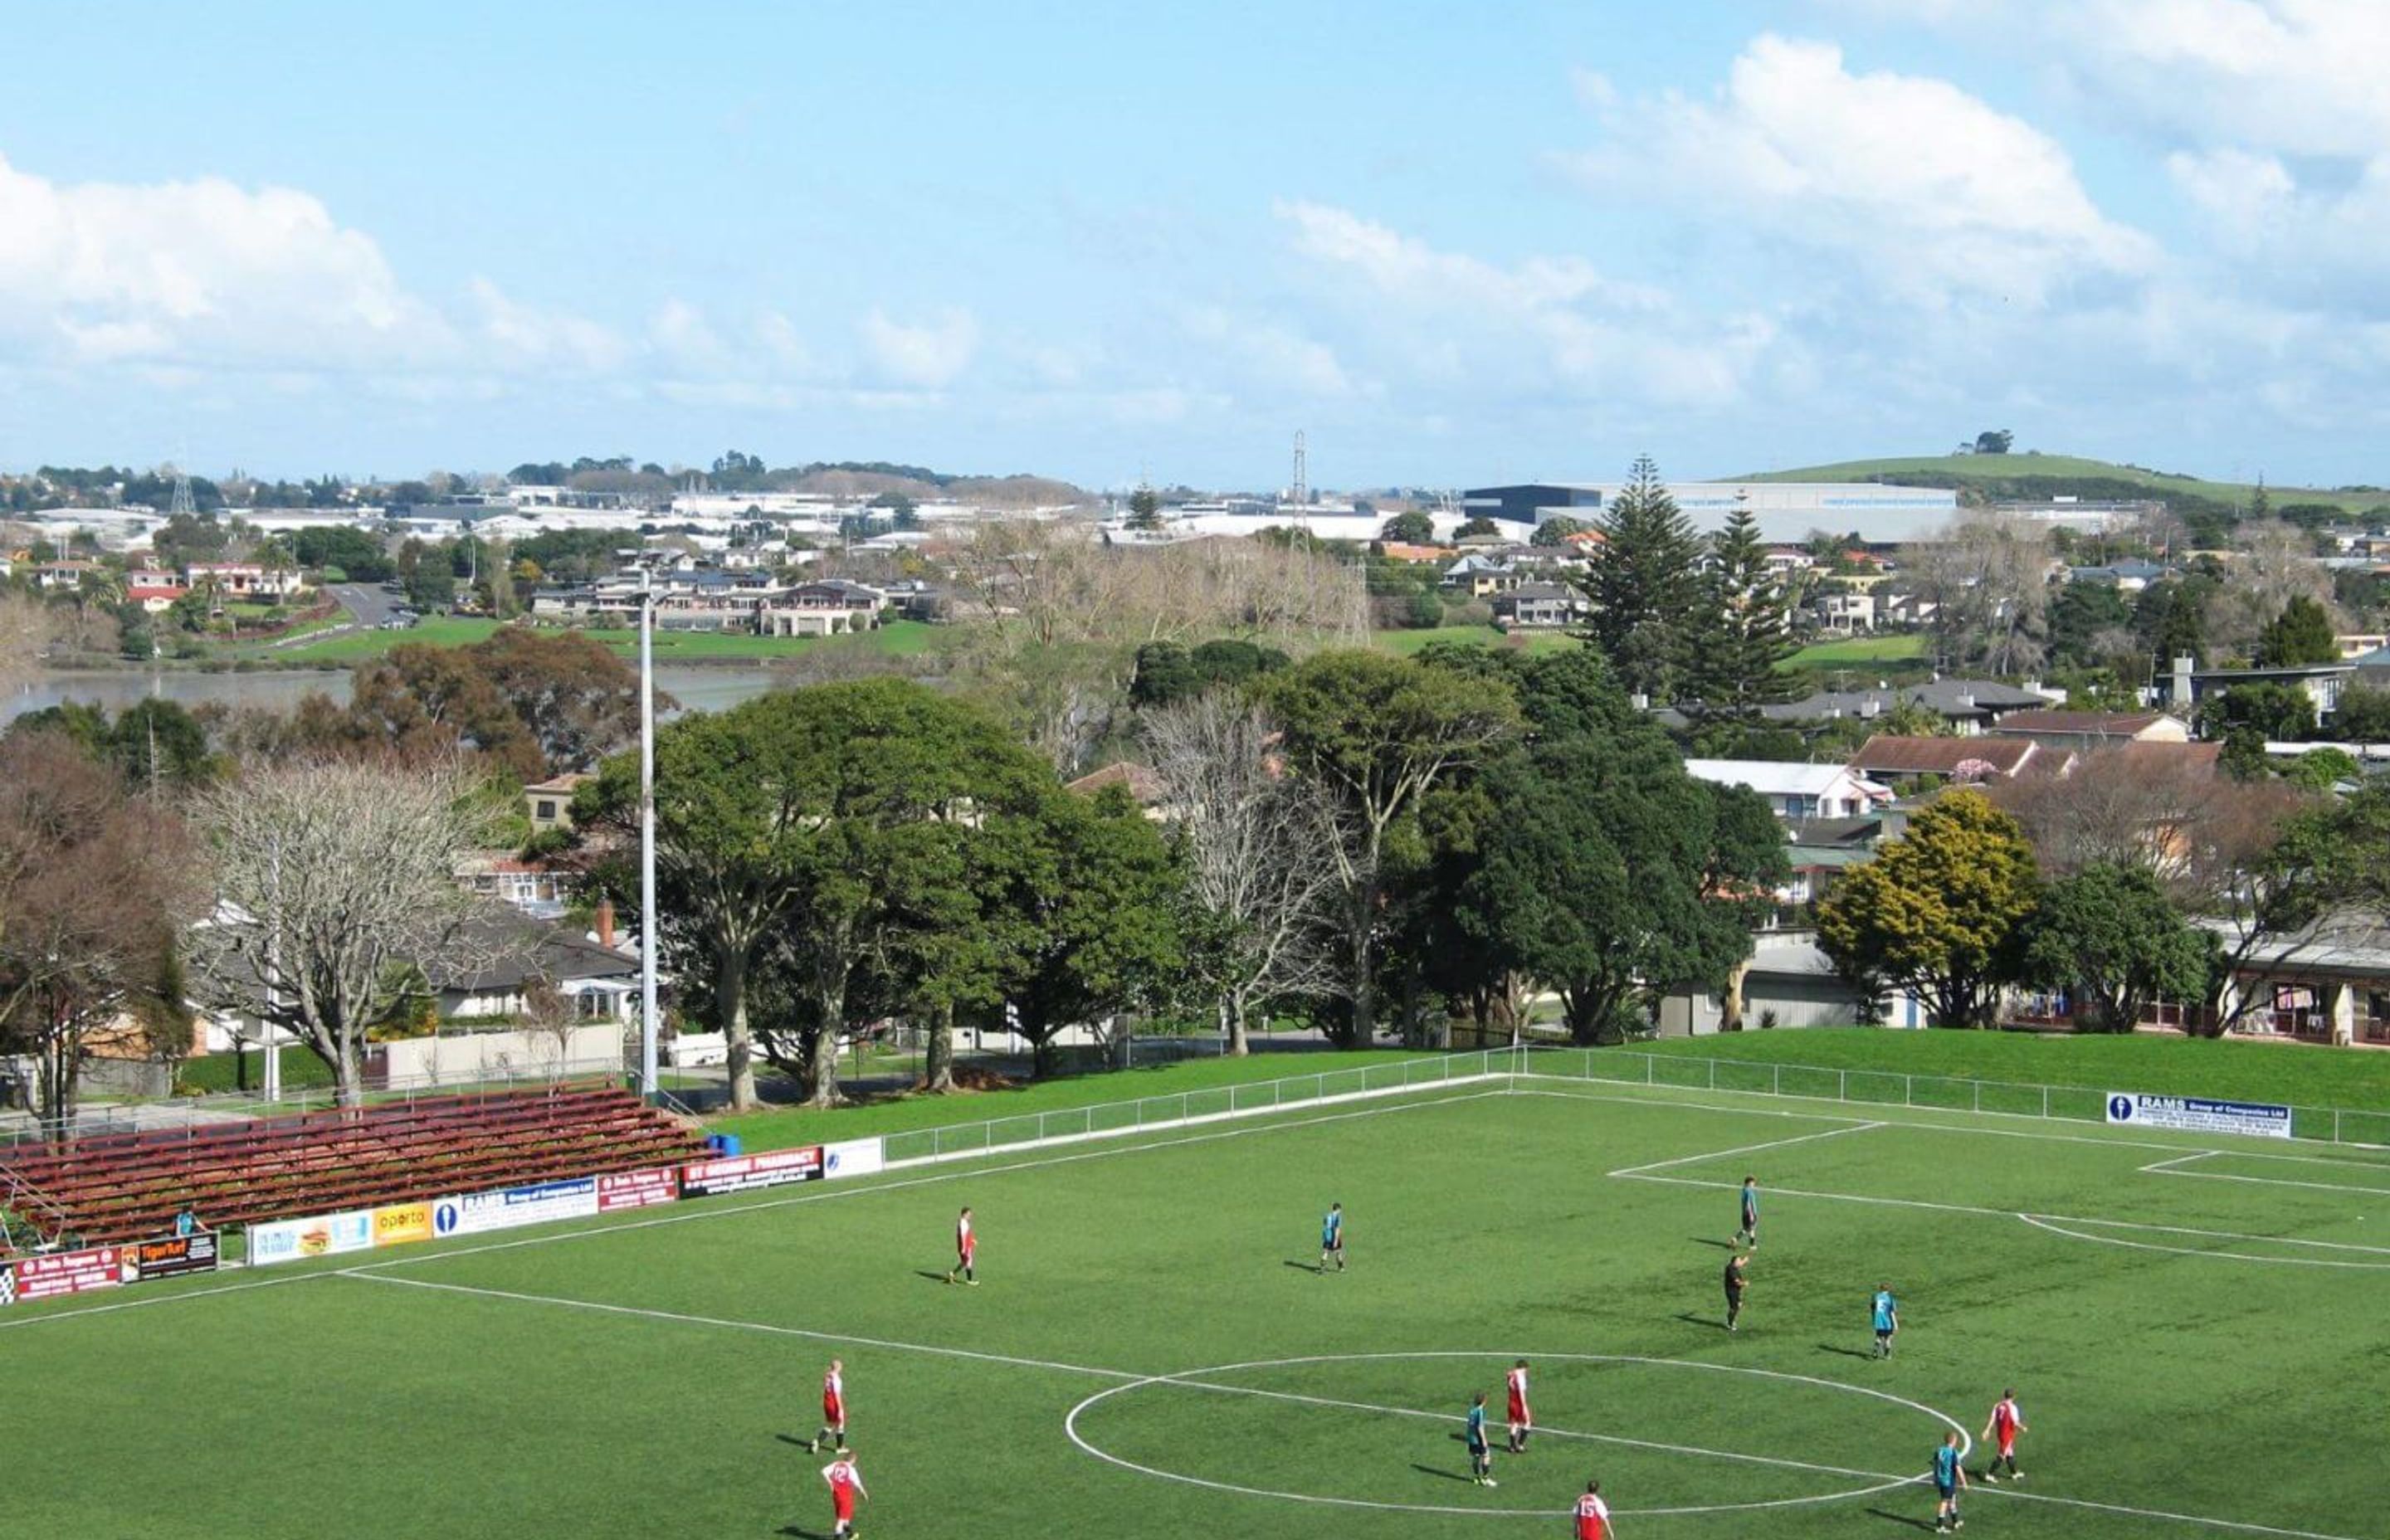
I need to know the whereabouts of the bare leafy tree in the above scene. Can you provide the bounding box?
[2204,520,2341,663]
[185,758,500,1107]
[0,592,58,695]
[0,735,203,1135]
[1142,696,1342,1054]
[1910,514,2053,675]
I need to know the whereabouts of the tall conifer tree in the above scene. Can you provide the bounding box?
[1690,500,1800,719]
[1578,455,1701,702]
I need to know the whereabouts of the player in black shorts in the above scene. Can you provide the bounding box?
[1724,1250,1750,1332]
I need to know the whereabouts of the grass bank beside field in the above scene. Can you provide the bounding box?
[241,616,945,667]
[1631,1026,2390,1113]
[705,1047,1450,1153]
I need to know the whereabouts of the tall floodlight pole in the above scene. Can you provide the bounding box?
[638,566,661,1102]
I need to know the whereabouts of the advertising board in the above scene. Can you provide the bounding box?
[678,1144,825,1198]
[432,1177,601,1239]
[822,1138,885,1182]
[598,1167,680,1213]
[125,1232,220,1283]
[2,1244,128,1304]
[2105,1091,2293,1140]
[250,1209,375,1266]
[373,1202,434,1247]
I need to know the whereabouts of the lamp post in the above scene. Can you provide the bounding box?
[638,565,660,1102]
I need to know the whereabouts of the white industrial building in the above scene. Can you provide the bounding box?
[1463,481,1959,545]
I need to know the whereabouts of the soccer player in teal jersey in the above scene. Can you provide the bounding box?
[1736,1176,1759,1248]
[1319,1201,1345,1274]
[1930,1430,1968,1531]
[1465,1391,1495,1486]
[1871,1283,1900,1358]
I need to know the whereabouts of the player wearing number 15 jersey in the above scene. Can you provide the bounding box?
[1573,1479,1612,1538]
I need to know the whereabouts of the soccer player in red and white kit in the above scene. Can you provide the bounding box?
[1980,1389,2028,1482]
[1573,1478,1612,1539]
[821,1450,868,1538]
[1505,1358,1534,1453]
[808,1358,848,1455]
[946,1206,978,1285]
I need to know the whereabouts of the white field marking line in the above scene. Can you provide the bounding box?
[2140,1150,2390,1197]
[2017,1216,2390,1270]
[0,1086,1500,1331]
[1618,1169,2390,1261]
[1606,1118,1885,1177]
[1078,1350,1968,1517]
[345,1085,1505,1274]
[1069,1352,2381,1540]
[1513,1078,2324,1157]
[344,1271,1139,1379]
[2149,1147,2390,1173]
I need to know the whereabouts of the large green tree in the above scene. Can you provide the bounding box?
[1255,651,1517,1045]
[2020,865,2215,1033]
[1579,455,1703,701]
[1817,790,2041,1028]
[2255,595,2339,668]
[578,681,1060,1107]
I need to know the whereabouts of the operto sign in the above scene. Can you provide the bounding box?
[2105,1092,2293,1140]
[678,1144,824,1198]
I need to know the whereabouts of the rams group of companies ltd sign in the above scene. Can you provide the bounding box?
[2105,1091,2293,1140]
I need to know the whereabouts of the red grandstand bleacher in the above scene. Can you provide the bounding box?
[0,1084,707,1248]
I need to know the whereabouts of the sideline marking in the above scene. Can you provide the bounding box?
[0,1088,1499,1331]
[2017,1215,2390,1270]
[1607,1119,1884,1177]
[1067,1350,1962,1518]
[2140,1150,2390,1197]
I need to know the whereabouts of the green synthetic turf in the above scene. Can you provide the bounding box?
[8,1079,2384,1539]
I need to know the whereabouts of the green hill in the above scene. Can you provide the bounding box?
[1741,451,2387,530]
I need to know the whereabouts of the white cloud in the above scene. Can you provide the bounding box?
[0,150,451,367]
[1183,307,1352,397]
[1275,202,1770,409]
[858,306,981,387]
[2054,0,2390,161]
[1568,35,2154,308]
[468,279,624,373]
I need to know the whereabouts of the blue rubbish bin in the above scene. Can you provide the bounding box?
[705,1133,741,1158]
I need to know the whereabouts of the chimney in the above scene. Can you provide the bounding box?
[2172,655,2195,704]
[595,897,617,950]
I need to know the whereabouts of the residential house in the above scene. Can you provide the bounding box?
[1768,679,2051,736]
[1491,582,1588,630]
[524,773,590,836]
[1065,761,1169,821]
[2163,655,2354,723]
[1988,709,2190,753]
[2066,561,2168,593]
[184,563,301,600]
[2334,633,2388,660]
[1655,932,1927,1036]
[1811,590,1876,634]
[126,582,187,613]
[760,578,885,637]
[1847,734,2044,784]
[1375,541,1456,563]
[29,558,98,591]
[1683,760,1890,821]
[457,853,575,919]
[1441,555,1520,597]
[427,910,641,1026]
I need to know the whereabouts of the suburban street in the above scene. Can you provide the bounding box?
[329,582,407,629]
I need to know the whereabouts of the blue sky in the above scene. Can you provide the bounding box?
[4,1,2388,491]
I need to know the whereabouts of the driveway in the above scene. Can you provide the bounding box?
[329,582,408,629]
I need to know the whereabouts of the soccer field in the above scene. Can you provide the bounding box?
[10,1069,2387,1539]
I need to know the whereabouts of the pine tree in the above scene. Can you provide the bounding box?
[1690,502,1799,719]
[1578,455,1701,702]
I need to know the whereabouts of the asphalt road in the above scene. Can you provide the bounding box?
[329,582,410,630]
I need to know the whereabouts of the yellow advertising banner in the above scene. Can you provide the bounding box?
[372,1202,433,1247]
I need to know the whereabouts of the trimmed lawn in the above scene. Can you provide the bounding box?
[1783,633,1928,669]
[706,1046,1439,1153]
[10,1078,2383,1538]
[1368,625,1576,656]
[236,617,945,668]
[1632,1026,2390,1113]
